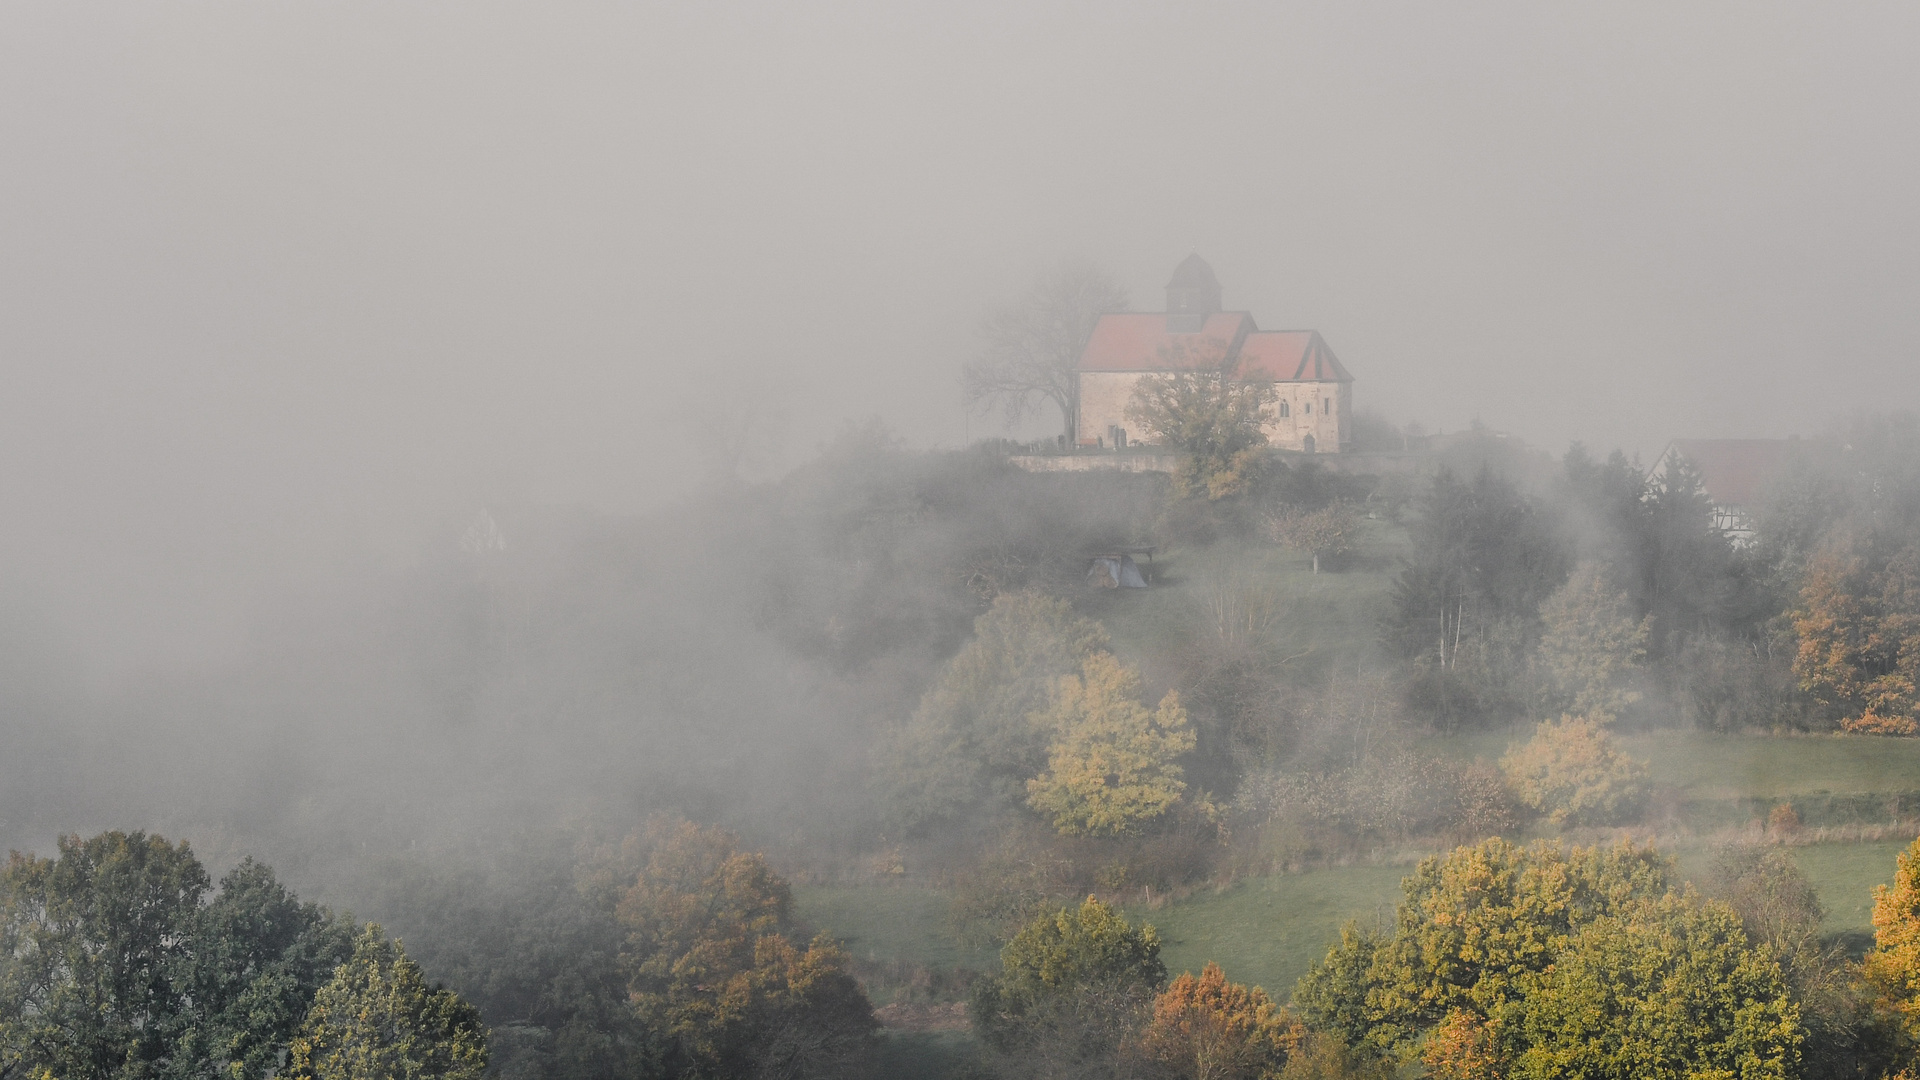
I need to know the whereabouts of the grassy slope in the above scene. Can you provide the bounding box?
[795,517,1920,1010]
[1434,728,1920,799]
[796,885,997,974]
[1079,516,1408,673]
[1122,865,1407,997]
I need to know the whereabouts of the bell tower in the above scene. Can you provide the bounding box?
[1164,254,1222,332]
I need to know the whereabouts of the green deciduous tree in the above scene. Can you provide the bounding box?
[1534,562,1649,721]
[1499,716,1648,827]
[0,830,209,1080]
[1126,344,1277,500]
[971,896,1167,1074]
[1026,652,1196,837]
[1703,845,1887,1080]
[879,591,1111,831]
[0,832,370,1080]
[168,858,355,1080]
[1385,468,1570,728]
[286,926,488,1080]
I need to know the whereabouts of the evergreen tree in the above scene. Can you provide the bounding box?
[286,926,488,1080]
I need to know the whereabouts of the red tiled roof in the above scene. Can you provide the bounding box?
[1653,439,1803,507]
[1235,331,1353,383]
[1075,312,1255,372]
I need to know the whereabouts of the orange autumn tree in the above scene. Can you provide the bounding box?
[1136,962,1300,1080]
[1421,1008,1502,1080]
[1794,538,1920,734]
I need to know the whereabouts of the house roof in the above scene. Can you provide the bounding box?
[1076,313,1351,382]
[1075,311,1255,372]
[1235,331,1354,383]
[1651,438,1802,507]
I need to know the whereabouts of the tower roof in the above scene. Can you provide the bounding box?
[1166,253,1220,291]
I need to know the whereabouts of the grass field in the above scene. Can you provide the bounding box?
[1431,729,1920,799]
[795,885,998,973]
[1121,865,1408,996]
[797,836,1916,1007]
[1081,517,1408,671]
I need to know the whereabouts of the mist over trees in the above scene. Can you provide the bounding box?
[8,393,1920,1077]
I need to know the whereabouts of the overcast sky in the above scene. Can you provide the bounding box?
[5,1,1920,669]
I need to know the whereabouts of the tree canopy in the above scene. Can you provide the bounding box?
[1293,839,1799,1080]
[1026,652,1196,837]
[287,926,489,1080]
[612,820,876,1079]
[1125,346,1276,500]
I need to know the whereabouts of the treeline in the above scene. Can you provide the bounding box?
[0,824,878,1080]
[1385,416,1920,735]
[0,831,484,1080]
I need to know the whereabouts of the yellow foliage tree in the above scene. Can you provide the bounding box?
[1027,653,1196,836]
[1499,716,1648,826]
[1866,835,1920,1061]
[1137,962,1301,1080]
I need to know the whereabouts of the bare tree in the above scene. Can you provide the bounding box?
[964,265,1129,445]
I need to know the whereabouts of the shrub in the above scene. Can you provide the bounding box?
[1500,716,1648,826]
[1136,962,1300,1080]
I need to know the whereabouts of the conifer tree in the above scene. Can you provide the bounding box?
[286,926,488,1080]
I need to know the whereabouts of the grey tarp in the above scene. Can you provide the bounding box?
[1087,555,1148,588]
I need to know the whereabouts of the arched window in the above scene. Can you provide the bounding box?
[1279,401,1290,418]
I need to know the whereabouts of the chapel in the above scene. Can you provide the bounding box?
[1075,255,1353,453]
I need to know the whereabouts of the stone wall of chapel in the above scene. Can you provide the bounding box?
[1262,381,1352,453]
[1077,371,1147,446]
[1078,372,1352,452]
